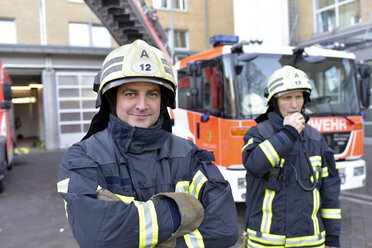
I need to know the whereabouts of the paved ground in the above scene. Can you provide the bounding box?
[1,146,372,248]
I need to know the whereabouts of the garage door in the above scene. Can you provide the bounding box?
[56,72,97,148]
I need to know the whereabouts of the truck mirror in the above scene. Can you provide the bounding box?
[359,64,372,79]
[359,64,371,109]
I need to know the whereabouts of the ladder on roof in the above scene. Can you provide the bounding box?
[84,0,171,61]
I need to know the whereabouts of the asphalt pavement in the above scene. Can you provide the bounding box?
[0,146,372,248]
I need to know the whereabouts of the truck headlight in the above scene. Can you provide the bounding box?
[354,166,365,177]
[238,178,246,189]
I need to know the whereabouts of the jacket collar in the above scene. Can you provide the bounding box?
[108,114,167,154]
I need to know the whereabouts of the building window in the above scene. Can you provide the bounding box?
[315,0,360,34]
[153,0,187,11]
[0,19,17,44]
[69,23,111,47]
[168,29,189,50]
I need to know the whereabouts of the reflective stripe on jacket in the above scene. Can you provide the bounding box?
[242,112,341,247]
[57,118,238,248]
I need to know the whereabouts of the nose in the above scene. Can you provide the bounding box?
[136,94,147,110]
[290,98,299,109]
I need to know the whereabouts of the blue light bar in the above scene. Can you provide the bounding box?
[210,35,239,47]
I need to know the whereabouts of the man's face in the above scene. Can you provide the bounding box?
[116,82,161,128]
[276,91,304,117]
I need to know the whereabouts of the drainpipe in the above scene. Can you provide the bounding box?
[39,0,47,45]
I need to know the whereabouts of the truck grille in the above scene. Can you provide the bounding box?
[322,132,350,155]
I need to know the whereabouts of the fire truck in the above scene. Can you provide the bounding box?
[172,35,371,202]
[0,60,15,193]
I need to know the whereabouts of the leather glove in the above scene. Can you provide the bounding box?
[96,188,121,201]
[152,192,204,241]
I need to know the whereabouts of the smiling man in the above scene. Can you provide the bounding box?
[57,40,238,248]
[241,66,341,248]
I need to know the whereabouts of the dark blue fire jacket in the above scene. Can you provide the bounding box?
[242,112,341,247]
[57,115,238,248]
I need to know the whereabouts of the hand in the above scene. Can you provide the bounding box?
[96,189,121,201]
[283,112,305,133]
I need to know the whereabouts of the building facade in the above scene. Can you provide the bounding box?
[0,0,371,149]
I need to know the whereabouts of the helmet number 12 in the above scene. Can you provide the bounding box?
[132,60,158,75]
[140,63,151,71]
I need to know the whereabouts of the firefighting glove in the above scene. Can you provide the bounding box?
[96,188,121,201]
[152,192,204,241]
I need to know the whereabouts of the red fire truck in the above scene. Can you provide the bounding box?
[172,35,371,202]
[0,60,15,193]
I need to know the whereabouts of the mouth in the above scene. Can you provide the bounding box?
[131,113,150,119]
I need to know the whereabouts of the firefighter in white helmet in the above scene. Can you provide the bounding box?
[242,65,341,248]
[57,40,238,248]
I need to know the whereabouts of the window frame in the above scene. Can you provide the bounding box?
[167,29,189,51]
[152,0,188,11]
[313,0,361,34]
[68,22,111,48]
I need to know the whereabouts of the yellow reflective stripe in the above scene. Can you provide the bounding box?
[114,194,135,204]
[57,178,70,193]
[321,167,329,178]
[311,188,320,235]
[285,231,325,247]
[260,189,275,233]
[148,201,159,246]
[242,138,254,152]
[247,228,325,247]
[310,156,322,166]
[57,178,70,219]
[259,140,279,167]
[189,170,208,199]
[134,201,158,248]
[175,181,190,193]
[184,229,204,248]
[321,208,341,219]
[310,156,322,182]
[247,228,285,245]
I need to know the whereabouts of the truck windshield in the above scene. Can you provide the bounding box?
[227,53,360,118]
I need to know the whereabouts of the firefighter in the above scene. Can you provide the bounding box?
[241,65,341,248]
[57,39,238,248]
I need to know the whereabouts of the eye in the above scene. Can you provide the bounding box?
[126,92,135,97]
[148,91,160,97]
